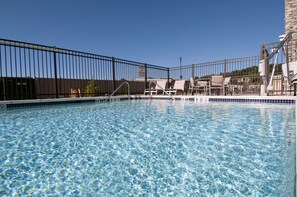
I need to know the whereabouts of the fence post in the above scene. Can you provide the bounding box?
[259,43,269,96]
[192,64,195,79]
[53,47,59,98]
[167,67,170,88]
[224,59,227,77]
[112,57,116,93]
[145,63,148,89]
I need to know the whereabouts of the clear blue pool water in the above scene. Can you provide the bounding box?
[0,100,295,196]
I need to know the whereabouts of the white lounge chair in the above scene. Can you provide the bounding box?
[165,80,185,95]
[144,80,167,95]
[230,77,243,95]
[282,61,297,82]
[188,77,199,95]
[282,61,297,95]
[209,75,224,95]
[196,80,209,95]
[223,77,231,95]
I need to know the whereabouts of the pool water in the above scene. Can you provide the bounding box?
[0,100,295,196]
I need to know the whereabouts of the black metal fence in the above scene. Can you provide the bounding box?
[1,37,296,100]
[169,34,296,96]
[170,56,261,95]
[0,39,169,100]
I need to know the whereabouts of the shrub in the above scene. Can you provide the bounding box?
[84,80,99,97]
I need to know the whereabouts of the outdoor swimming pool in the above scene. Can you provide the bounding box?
[0,100,295,196]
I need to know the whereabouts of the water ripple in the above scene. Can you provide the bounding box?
[0,100,295,196]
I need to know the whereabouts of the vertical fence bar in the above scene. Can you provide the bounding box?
[9,46,13,100]
[23,48,28,99]
[14,46,18,99]
[224,59,227,77]
[19,47,23,99]
[53,47,58,98]
[167,67,170,88]
[4,46,7,100]
[112,57,116,92]
[145,63,148,89]
[0,46,3,100]
[32,49,36,98]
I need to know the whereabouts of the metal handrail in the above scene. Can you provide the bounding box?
[267,32,292,60]
[266,32,293,84]
[105,81,130,101]
[148,81,175,100]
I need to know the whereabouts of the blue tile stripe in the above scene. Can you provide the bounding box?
[0,97,295,110]
[208,98,295,104]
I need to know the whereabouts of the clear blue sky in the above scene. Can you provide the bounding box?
[0,0,284,67]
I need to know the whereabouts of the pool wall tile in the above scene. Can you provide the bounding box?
[0,96,295,109]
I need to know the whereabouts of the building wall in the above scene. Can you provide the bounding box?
[285,0,297,61]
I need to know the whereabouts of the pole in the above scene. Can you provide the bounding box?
[180,57,182,79]
[224,59,227,77]
[112,57,116,93]
[145,63,148,89]
[2,78,6,100]
[167,67,170,88]
[53,47,59,98]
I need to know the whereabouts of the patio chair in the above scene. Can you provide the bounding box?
[188,77,199,95]
[165,80,185,95]
[230,77,244,95]
[282,61,297,95]
[144,80,167,95]
[70,88,81,98]
[223,77,231,95]
[209,75,224,95]
[196,81,209,95]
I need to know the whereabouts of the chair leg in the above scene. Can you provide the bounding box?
[190,88,193,95]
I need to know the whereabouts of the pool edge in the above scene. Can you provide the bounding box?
[0,95,295,110]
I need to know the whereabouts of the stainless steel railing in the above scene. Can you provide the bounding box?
[105,81,130,101]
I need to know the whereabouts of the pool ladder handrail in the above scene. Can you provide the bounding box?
[148,81,175,100]
[105,81,130,101]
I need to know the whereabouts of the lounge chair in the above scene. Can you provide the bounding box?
[144,80,167,95]
[70,88,81,98]
[281,61,297,95]
[196,81,208,95]
[282,61,297,81]
[230,77,243,95]
[223,77,231,95]
[209,75,224,95]
[188,77,199,95]
[165,80,185,95]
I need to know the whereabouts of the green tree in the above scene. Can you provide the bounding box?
[84,80,99,97]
